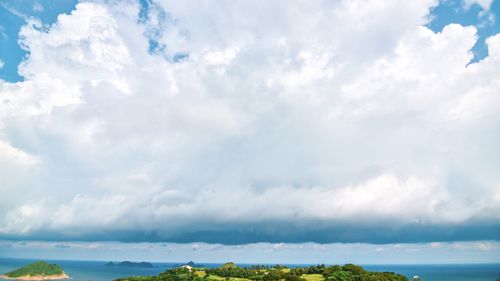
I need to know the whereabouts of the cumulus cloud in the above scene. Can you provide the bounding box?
[0,0,499,244]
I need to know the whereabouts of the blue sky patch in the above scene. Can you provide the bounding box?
[0,0,78,82]
[427,0,500,63]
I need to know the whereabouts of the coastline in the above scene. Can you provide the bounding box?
[0,272,70,280]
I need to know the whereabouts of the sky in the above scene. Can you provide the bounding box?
[0,0,499,264]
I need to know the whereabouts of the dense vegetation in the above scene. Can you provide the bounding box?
[115,263,408,281]
[4,261,64,277]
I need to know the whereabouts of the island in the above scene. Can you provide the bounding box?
[115,262,408,281]
[0,261,69,280]
[182,262,197,267]
[106,261,154,268]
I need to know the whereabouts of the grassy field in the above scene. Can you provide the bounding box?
[301,274,325,281]
[206,275,251,281]
[195,271,207,278]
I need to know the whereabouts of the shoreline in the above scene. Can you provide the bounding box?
[0,272,70,280]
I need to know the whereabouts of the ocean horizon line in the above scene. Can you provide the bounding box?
[1,257,499,267]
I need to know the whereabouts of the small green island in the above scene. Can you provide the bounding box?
[115,262,408,281]
[0,261,69,280]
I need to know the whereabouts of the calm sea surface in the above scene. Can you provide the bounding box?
[0,258,499,281]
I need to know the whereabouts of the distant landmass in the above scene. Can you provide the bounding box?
[115,262,408,281]
[0,261,69,280]
[182,261,203,267]
[106,261,154,268]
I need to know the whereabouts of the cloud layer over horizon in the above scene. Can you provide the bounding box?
[0,0,500,245]
[2,240,500,264]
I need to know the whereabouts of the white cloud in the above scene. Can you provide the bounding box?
[1,240,499,264]
[32,2,44,12]
[0,0,499,243]
[464,0,494,10]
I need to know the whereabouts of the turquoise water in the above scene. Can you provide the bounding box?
[0,258,499,281]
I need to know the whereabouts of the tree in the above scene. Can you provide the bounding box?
[221,262,238,269]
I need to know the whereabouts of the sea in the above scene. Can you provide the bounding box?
[0,258,499,281]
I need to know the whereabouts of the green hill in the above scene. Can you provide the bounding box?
[3,261,65,278]
[221,262,238,269]
[115,263,408,281]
